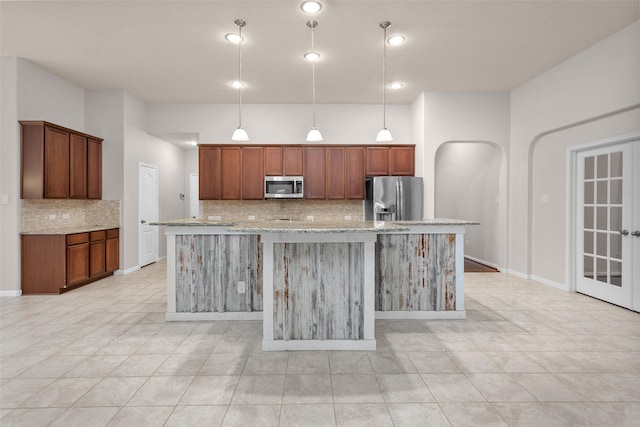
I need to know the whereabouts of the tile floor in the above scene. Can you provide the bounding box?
[1,261,639,426]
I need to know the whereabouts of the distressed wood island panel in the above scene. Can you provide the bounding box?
[272,242,364,340]
[175,234,262,313]
[376,233,456,312]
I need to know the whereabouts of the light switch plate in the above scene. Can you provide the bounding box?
[248,215,256,220]
[48,214,56,220]
[306,215,314,221]
[238,281,246,294]
[1,194,9,204]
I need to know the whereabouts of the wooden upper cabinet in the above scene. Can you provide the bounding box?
[87,138,102,199]
[303,147,326,199]
[346,147,365,199]
[199,146,221,200]
[284,146,303,176]
[69,133,87,199]
[220,147,242,200]
[20,121,103,200]
[242,147,264,199]
[365,147,389,176]
[197,143,413,201]
[264,147,284,176]
[389,146,415,176]
[326,147,346,199]
[44,126,70,199]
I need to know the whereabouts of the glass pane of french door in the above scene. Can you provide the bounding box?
[576,142,632,309]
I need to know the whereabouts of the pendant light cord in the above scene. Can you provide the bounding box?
[382,22,388,129]
[310,20,317,128]
[237,22,243,128]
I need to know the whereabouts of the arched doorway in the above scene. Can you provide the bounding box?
[435,141,506,270]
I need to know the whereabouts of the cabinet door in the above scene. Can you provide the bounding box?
[326,147,346,199]
[284,146,303,176]
[221,147,242,200]
[199,146,221,200]
[303,147,326,199]
[67,242,89,286]
[69,133,87,199]
[44,126,70,198]
[242,147,265,199]
[87,138,102,199]
[264,147,283,176]
[346,147,365,199]
[90,240,106,277]
[389,146,415,176]
[365,147,389,176]
[106,236,119,273]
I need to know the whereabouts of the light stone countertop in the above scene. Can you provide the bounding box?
[151,218,478,233]
[20,225,119,235]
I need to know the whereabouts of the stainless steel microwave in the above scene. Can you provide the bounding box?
[264,176,304,199]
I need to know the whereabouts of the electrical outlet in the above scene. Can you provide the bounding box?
[248,215,256,220]
[306,215,314,221]
[344,215,352,221]
[62,213,70,220]
[208,216,215,220]
[238,281,246,294]
[213,215,222,220]
[540,194,549,203]
[1,194,9,204]
[48,214,56,220]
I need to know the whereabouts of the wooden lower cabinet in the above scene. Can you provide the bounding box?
[21,228,119,294]
[106,229,120,273]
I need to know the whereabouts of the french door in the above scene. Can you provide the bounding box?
[576,140,639,310]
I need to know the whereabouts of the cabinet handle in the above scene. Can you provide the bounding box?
[619,229,629,236]
[631,231,640,237]
[141,220,147,224]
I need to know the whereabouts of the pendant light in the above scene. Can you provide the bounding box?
[305,20,323,142]
[231,19,249,141]
[376,21,393,142]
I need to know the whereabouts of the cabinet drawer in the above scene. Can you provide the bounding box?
[66,233,89,245]
[106,228,119,239]
[90,230,106,241]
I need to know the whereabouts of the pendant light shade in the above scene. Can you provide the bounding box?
[306,128,323,142]
[231,19,249,141]
[305,20,323,142]
[232,127,249,141]
[376,21,393,142]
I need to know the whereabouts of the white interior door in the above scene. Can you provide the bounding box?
[576,141,637,310]
[139,163,158,267]
[189,173,200,219]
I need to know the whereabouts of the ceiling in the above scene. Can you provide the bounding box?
[1,1,638,105]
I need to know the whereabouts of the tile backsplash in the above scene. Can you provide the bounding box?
[202,200,364,222]
[21,199,121,232]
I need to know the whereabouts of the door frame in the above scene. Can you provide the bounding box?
[566,131,640,293]
[138,162,159,267]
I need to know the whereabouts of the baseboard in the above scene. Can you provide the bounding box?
[376,310,466,320]
[114,265,140,276]
[0,290,22,297]
[505,269,529,280]
[464,255,503,272]
[531,275,570,292]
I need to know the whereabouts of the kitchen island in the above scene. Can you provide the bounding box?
[154,219,475,351]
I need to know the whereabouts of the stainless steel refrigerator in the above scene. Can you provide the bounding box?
[365,176,424,221]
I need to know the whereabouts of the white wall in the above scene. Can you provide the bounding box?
[184,149,199,218]
[0,57,86,293]
[124,93,185,267]
[146,103,411,145]
[436,142,502,268]
[420,91,510,269]
[531,109,640,287]
[0,57,19,294]
[510,21,640,281]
